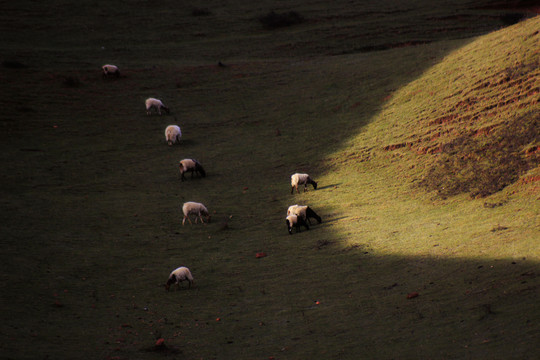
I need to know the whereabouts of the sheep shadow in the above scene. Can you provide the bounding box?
[316,183,341,191]
[319,216,348,224]
[176,171,219,183]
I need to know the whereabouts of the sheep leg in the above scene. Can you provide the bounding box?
[183,215,193,225]
[199,215,205,224]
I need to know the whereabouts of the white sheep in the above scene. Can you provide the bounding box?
[291,173,318,194]
[165,266,194,291]
[179,159,206,181]
[182,201,211,225]
[102,64,120,78]
[286,214,309,235]
[145,97,170,115]
[287,205,322,225]
[165,125,182,145]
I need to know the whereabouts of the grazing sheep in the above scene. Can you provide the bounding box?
[179,159,206,181]
[165,266,194,291]
[286,214,309,235]
[102,64,120,78]
[182,201,211,225]
[145,97,170,115]
[287,205,322,225]
[165,125,182,145]
[291,173,318,194]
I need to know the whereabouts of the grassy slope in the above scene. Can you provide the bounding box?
[329,17,540,257]
[1,1,539,359]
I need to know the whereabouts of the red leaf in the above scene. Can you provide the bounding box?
[155,338,165,346]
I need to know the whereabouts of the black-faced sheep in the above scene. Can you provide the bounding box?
[179,159,206,181]
[146,97,170,115]
[102,64,120,78]
[165,266,194,291]
[291,173,318,194]
[287,205,322,225]
[286,214,309,235]
[165,125,182,145]
[182,202,211,225]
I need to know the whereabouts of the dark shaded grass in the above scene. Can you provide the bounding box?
[259,11,305,29]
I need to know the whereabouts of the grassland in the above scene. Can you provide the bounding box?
[1,1,539,359]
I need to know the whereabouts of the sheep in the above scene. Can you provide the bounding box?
[165,266,194,291]
[287,205,322,225]
[291,173,318,194]
[179,159,206,181]
[102,64,120,78]
[182,201,211,225]
[145,97,170,115]
[286,214,309,235]
[165,125,182,145]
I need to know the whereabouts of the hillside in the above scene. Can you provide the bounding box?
[379,19,539,198]
[1,1,539,359]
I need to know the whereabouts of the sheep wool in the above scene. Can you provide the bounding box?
[179,159,206,181]
[165,125,182,145]
[165,266,194,291]
[102,64,120,77]
[287,205,322,225]
[286,214,309,235]
[182,201,211,225]
[291,173,318,194]
[287,205,302,217]
[145,97,170,115]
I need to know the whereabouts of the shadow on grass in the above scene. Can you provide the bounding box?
[316,183,341,191]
